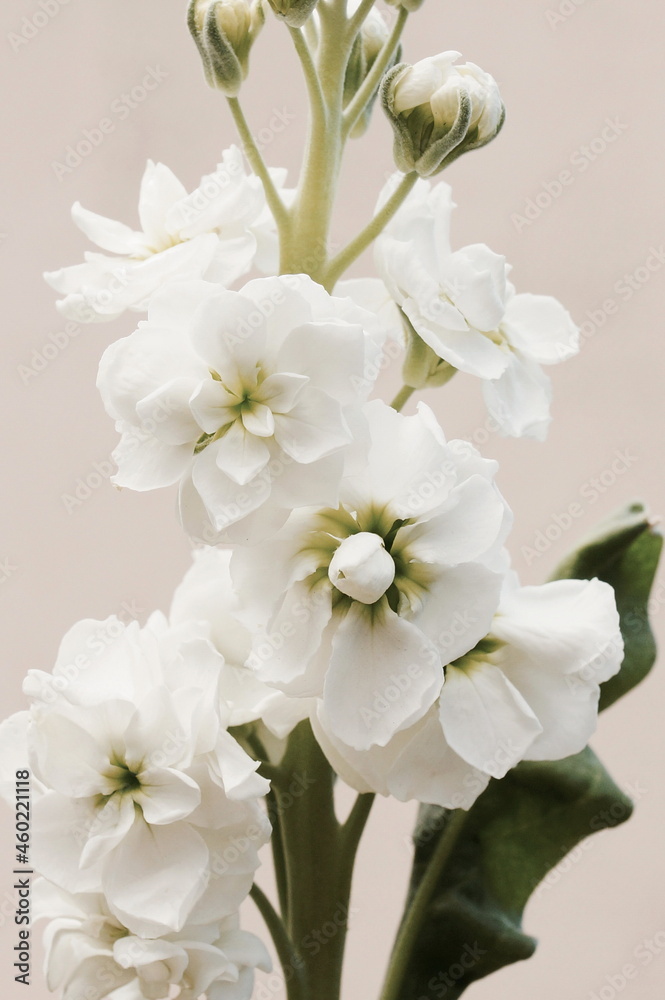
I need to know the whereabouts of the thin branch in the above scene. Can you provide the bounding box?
[226,97,290,231]
[250,883,307,1000]
[391,384,416,412]
[323,171,418,288]
[288,25,327,126]
[340,792,375,856]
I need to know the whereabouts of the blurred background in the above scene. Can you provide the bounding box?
[1,0,664,997]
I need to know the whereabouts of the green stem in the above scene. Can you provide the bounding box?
[323,171,418,289]
[390,384,415,412]
[288,26,326,127]
[379,810,468,1000]
[341,792,375,853]
[266,784,290,921]
[250,883,307,1000]
[280,3,350,279]
[274,720,371,1000]
[226,96,290,232]
[342,8,409,140]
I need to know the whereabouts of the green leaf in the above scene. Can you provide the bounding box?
[398,748,633,999]
[550,501,663,710]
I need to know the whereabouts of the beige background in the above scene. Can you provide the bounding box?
[1,0,665,997]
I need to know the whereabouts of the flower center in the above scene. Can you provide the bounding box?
[104,757,142,798]
[328,532,396,605]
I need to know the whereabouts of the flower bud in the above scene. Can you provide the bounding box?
[188,0,265,96]
[328,533,396,605]
[266,0,318,28]
[344,4,399,138]
[382,51,505,177]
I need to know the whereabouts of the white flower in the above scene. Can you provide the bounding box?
[375,175,580,439]
[45,148,284,323]
[170,546,312,739]
[14,613,270,937]
[232,399,509,752]
[35,880,271,1000]
[98,274,382,544]
[312,573,623,808]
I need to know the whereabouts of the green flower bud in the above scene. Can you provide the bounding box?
[382,51,505,177]
[188,0,265,96]
[266,0,318,28]
[344,3,400,138]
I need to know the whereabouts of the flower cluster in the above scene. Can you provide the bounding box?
[2,3,630,996]
[0,613,272,998]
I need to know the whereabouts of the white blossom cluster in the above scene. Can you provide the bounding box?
[0,613,271,999]
[38,146,623,808]
[3,8,626,997]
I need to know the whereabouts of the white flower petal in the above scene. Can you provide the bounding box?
[276,320,369,406]
[189,379,241,435]
[215,421,271,486]
[30,714,110,798]
[240,401,275,438]
[398,474,505,566]
[79,794,137,869]
[71,201,146,255]
[253,372,309,413]
[104,817,209,936]
[254,580,333,690]
[413,563,503,664]
[111,427,192,491]
[137,161,188,247]
[190,441,267,531]
[439,662,542,777]
[273,388,350,464]
[503,292,579,365]
[323,602,443,750]
[482,352,553,440]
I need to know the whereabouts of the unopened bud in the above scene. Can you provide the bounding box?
[344,3,399,138]
[188,0,265,96]
[266,0,318,28]
[382,51,505,177]
[329,533,396,605]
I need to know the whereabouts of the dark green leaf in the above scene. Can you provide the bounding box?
[399,748,633,999]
